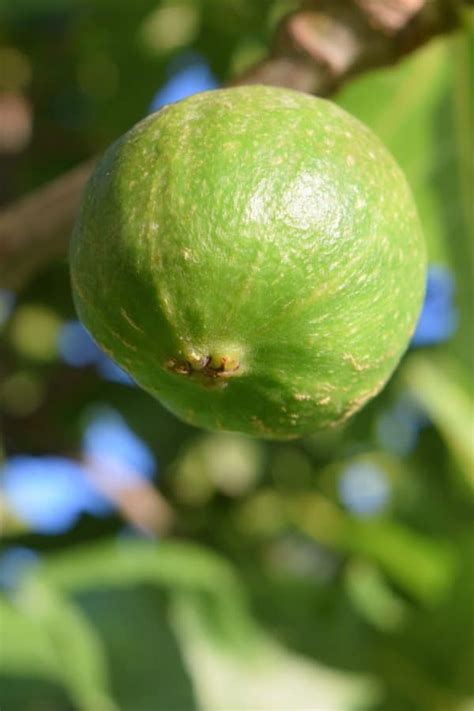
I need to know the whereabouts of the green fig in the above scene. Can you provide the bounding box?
[70,85,426,439]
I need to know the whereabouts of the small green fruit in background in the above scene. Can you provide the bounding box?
[70,85,426,439]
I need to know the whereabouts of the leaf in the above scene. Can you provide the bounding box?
[0,595,63,683]
[0,676,70,711]
[404,353,474,491]
[344,559,409,632]
[378,532,474,704]
[40,538,258,647]
[170,591,381,711]
[245,572,374,673]
[42,538,234,591]
[0,582,117,711]
[76,586,198,711]
[17,578,118,711]
[2,539,258,711]
[343,518,457,606]
[289,493,457,605]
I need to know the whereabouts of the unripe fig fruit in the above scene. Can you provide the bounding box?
[70,86,426,439]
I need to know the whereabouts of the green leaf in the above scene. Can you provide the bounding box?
[170,591,381,711]
[378,532,474,705]
[42,539,237,592]
[0,677,71,711]
[40,538,258,648]
[18,579,118,711]
[0,583,117,711]
[0,595,63,683]
[76,586,198,711]
[404,353,474,492]
[245,572,374,673]
[343,518,457,606]
[344,559,409,632]
[289,493,457,605]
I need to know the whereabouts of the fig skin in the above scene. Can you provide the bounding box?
[70,85,426,439]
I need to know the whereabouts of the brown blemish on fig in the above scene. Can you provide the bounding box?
[165,352,240,384]
[120,307,144,333]
[343,353,370,372]
[317,396,331,406]
[330,383,382,428]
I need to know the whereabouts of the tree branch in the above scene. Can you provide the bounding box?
[234,0,460,93]
[0,160,96,290]
[0,0,464,291]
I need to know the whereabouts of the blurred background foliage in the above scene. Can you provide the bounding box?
[0,1,473,710]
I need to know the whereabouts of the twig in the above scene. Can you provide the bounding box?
[83,455,176,536]
[234,0,460,93]
[0,159,96,289]
[0,0,463,291]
